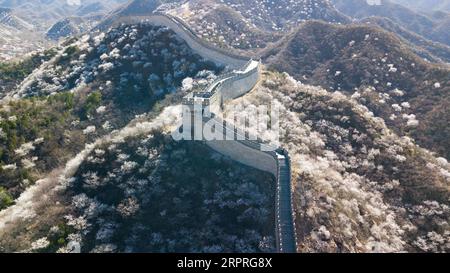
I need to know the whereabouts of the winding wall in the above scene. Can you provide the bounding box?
[100,13,250,68]
[202,115,297,253]
[133,12,298,253]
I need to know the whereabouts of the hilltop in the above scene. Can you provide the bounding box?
[332,0,450,47]
[359,16,450,63]
[211,0,350,31]
[263,21,450,159]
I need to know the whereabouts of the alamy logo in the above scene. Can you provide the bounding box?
[172,102,280,152]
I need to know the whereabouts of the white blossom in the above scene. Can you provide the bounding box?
[83,126,96,135]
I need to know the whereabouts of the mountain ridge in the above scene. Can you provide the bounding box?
[263,20,450,159]
[332,0,450,47]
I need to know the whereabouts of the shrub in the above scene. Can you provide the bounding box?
[81,91,102,119]
[0,187,14,210]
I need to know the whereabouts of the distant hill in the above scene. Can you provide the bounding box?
[0,7,33,30]
[75,2,107,17]
[0,0,128,60]
[0,7,48,60]
[0,0,128,29]
[224,0,350,30]
[332,0,450,47]
[391,0,450,13]
[46,17,87,40]
[263,21,450,159]
[96,0,163,30]
[115,0,162,16]
[178,0,349,32]
[360,16,450,63]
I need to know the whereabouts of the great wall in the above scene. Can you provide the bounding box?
[107,12,298,253]
[100,12,251,68]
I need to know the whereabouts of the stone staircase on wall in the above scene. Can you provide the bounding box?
[276,154,297,252]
